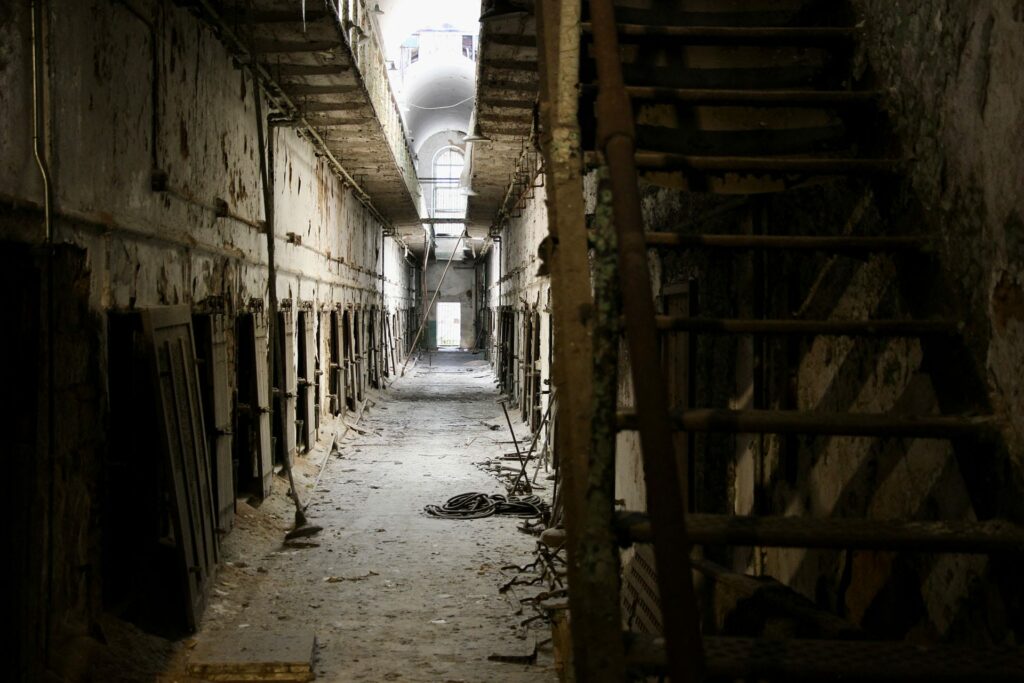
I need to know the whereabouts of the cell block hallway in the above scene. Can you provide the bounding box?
[5,1,1024,682]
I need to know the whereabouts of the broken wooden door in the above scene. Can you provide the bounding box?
[236,309,273,499]
[276,306,297,464]
[297,306,316,453]
[330,308,342,415]
[193,312,234,532]
[141,305,218,633]
[343,308,356,411]
[353,307,365,402]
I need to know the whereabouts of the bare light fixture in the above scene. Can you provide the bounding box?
[463,121,490,143]
[480,0,529,22]
[371,3,384,15]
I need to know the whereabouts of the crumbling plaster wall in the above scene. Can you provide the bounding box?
[853,0,1024,458]
[486,177,551,412]
[1,0,415,663]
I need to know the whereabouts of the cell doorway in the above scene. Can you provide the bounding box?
[436,302,461,348]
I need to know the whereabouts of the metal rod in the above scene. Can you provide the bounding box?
[616,512,1024,553]
[399,233,465,376]
[641,232,926,251]
[653,316,961,336]
[615,409,996,438]
[589,0,704,679]
[498,398,531,494]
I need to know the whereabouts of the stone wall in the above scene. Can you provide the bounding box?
[1,1,417,673]
[852,0,1024,463]
[485,175,551,420]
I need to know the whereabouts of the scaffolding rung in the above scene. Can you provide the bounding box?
[653,316,961,336]
[615,153,901,174]
[625,633,1024,680]
[643,232,926,251]
[615,408,995,438]
[584,86,881,106]
[615,512,1024,553]
[581,23,857,45]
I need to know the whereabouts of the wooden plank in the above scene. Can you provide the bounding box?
[188,629,316,682]
[141,305,217,632]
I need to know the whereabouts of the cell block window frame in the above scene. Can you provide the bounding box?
[432,146,467,222]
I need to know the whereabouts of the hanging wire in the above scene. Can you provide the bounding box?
[406,95,475,111]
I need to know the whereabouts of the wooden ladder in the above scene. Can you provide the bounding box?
[537,0,1024,680]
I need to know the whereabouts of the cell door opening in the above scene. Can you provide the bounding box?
[436,302,461,348]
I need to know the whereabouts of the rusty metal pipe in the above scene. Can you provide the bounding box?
[588,0,705,680]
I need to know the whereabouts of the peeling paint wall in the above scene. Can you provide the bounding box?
[1,0,416,669]
[486,177,551,417]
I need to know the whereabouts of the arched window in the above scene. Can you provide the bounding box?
[432,146,466,221]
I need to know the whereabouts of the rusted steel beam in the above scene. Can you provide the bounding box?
[588,0,704,680]
[653,316,961,336]
[615,512,1024,553]
[536,1,619,680]
[615,409,997,438]
[641,232,926,251]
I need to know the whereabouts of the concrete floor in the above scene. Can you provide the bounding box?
[191,351,556,682]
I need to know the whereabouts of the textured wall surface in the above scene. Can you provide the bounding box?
[1,0,416,664]
[853,0,1024,458]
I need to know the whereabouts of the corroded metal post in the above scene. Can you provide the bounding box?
[587,0,705,680]
[536,1,626,680]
